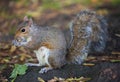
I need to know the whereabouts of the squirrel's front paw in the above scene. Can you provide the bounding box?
[25,63,32,66]
[25,63,40,67]
[39,67,53,73]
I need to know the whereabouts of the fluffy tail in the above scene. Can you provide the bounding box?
[66,9,108,64]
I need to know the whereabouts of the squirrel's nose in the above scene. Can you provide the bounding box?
[12,37,22,46]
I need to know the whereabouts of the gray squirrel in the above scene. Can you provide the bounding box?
[12,10,108,73]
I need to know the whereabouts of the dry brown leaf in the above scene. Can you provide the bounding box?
[0,43,9,49]
[19,53,31,61]
[111,51,120,55]
[38,77,45,82]
[1,58,10,63]
[83,63,95,66]
[19,47,27,52]
[48,77,91,82]
[86,56,96,61]
[9,45,16,53]
[66,77,91,82]
[48,77,58,82]
[48,77,64,82]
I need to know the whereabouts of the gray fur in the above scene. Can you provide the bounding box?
[67,9,108,64]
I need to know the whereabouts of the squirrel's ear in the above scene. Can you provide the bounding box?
[28,18,33,26]
[23,16,29,21]
[23,16,33,26]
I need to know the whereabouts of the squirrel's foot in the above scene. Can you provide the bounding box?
[39,67,53,73]
[25,63,40,67]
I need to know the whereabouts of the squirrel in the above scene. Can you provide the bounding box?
[12,10,108,73]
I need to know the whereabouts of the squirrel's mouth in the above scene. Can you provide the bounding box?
[12,36,32,47]
[12,39,24,47]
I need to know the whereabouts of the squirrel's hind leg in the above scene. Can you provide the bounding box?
[39,49,67,73]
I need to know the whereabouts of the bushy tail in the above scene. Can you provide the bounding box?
[66,9,108,64]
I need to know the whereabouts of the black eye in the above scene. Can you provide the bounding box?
[21,29,25,32]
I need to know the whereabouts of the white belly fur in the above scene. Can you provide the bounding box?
[34,46,50,66]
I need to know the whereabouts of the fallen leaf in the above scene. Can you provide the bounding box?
[20,53,31,61]
[85,56,96,61]
[10,64,28,82]
[0,43,9,49]
[111,51,120,55]
[38,77,45,82]
[10,45,16,53]
[66,77,91,82]
[83,63,95,66]
[110,60,120,62]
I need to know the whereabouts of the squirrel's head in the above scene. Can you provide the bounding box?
[12,16,34,47]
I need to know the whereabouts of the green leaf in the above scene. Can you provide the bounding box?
[110,60,120,62]
[17,64,27,75]
[10,64,28,82]
[10,67,18,78]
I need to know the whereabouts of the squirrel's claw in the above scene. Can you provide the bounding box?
[39,67,53,73]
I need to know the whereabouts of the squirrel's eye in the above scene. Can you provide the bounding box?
[21,29,25,32]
